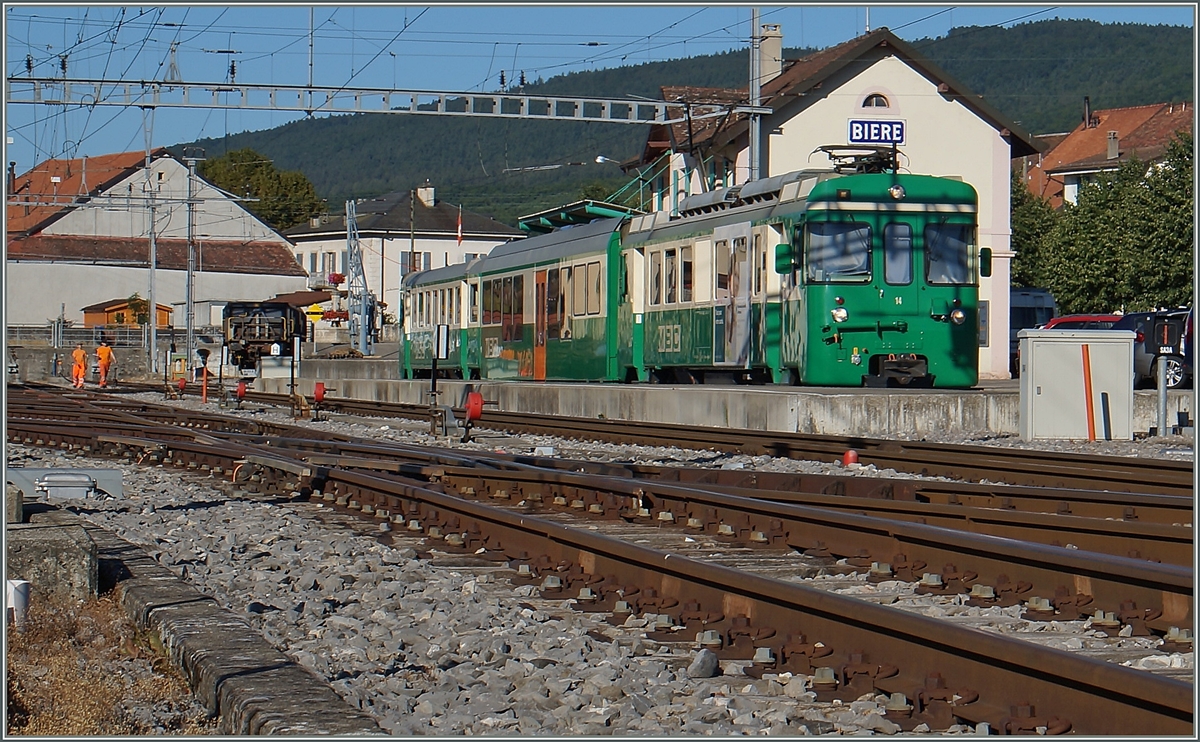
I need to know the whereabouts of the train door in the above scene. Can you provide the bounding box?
[534,270,547,380]
[729,236,751,367]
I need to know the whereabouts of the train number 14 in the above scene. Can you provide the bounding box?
[657,324,682,354]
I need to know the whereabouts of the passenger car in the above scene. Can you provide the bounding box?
[1113,309,1192,389]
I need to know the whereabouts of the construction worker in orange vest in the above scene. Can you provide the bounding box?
[96,340,115,388]
[71,343,87,388]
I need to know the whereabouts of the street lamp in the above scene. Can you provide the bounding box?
[595,155,620,165]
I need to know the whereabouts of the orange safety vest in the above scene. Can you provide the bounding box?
[96,346,114,366]
[72,348,87,367]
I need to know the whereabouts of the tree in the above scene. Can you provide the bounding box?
[126,293,150,325]
[1009,170,1059,288]
[198,148,324,231]
[1037,132,1193,313]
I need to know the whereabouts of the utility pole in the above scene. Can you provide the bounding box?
[182,148,205,376]
[409,189,416,275]
[749,8,762,183]
[142,111,159,375]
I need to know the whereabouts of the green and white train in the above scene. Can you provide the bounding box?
[402,164,987,388]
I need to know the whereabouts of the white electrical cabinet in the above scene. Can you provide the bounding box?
[1018,330,1134,440]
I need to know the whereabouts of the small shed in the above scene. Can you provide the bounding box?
[81,298,172,328]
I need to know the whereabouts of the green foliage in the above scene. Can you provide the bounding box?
[126,293,149,325]
[1009,170,1058,288]
[174,20,1191,227]
[196,149,324,231]
[913,20,1192,134]
[1036,132,1193,313]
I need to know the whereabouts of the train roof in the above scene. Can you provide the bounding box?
[478,217,624,274]
[401,258,477,289]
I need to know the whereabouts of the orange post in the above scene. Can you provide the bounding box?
[1081,344,1096,441]
[201,366,208,404]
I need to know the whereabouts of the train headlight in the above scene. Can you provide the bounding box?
[831,307,849,323]
[888,184,906,200]
[949,308,966,325]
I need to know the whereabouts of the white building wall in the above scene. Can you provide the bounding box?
[41,158,287,244]
[291,234,517,321]
[5,262,306,326]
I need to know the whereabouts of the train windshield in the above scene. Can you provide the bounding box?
[924,223,973,285]
[805,222,871,283]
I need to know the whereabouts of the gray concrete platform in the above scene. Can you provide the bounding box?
[23,506,385,736]
[260,374,1192,438]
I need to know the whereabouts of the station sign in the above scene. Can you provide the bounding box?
[848,119,906,145]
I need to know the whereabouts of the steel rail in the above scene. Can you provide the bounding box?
[142,383,1193,496]
[12,416,1191,633]
[316,466,1194,735]
[7,408,1193,733]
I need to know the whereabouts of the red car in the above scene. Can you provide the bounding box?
[1039,313,1123,330]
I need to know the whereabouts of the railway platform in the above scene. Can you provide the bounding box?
[260,367,1193,438]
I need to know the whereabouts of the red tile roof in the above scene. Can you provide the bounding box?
[1022,101,1193,207]
[7,235,307,277]
[7,149,170,235]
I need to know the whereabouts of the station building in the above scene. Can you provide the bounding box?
[284,183,523,324]
[5,148,307,327]
[627,27,1044,379]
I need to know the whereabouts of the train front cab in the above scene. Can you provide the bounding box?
[778,175,984,388]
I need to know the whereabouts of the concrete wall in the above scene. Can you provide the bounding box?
[5,262,308,326]
[261,375,1192,438]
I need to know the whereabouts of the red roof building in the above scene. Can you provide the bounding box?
[5,149,309,326]
[1020,101,1193,209]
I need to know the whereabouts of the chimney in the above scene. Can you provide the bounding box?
[759,24,783,84]
[1107,131,1119,160]
[416,180,435,207]
[7,161,15,196]
[1083,96,1091,128]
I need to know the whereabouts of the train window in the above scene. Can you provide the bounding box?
[753,234,765,295]
[650,251,663,306]
[925,223,973,285]
[491,280,502,326]
[574,264,588,317]
[440,289,448,324]
[587,261,601,315]
[562,267,574,318]
[481,280,492,324]
[454,287,461,325]
[884,224,913,285]
[715,241,731,296]
[681,246,693,302]
[513,274,524,327]
[469,283,479,324]
[547,269,560,340]
[502,276,514,340]
[805,222,871,282]
[665,249,677,303]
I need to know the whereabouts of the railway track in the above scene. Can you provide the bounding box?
[5,384,1194,735]
[114,381,1194,497]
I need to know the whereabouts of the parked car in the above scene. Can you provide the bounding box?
[1010,288,1057,376]
[1039,313,1123,330]
[1113,309,1193,389]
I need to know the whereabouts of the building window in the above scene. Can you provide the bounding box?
[295,252,303,266]
[863,93,889,108]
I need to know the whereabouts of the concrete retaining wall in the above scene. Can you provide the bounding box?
[262,376,1191,438]
[27,507,384,735]
[6,519,98,603]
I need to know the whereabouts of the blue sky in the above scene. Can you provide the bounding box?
[4,4,1195,172]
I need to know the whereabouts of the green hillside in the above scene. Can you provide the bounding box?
[178,19,1192,226]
